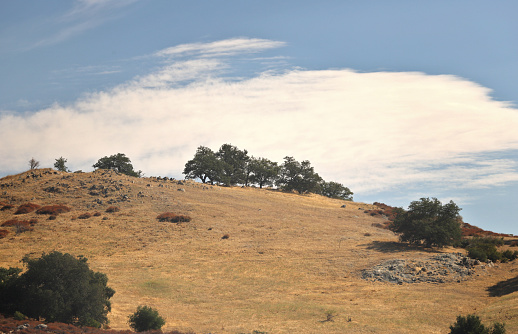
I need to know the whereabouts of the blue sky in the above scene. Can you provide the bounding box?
[1,1,517,234]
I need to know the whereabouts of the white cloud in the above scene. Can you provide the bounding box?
[155,38,287,58]
[1,38,518,198]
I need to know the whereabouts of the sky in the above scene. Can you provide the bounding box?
[0,0,517,234]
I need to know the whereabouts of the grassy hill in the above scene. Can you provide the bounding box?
[0,169,517,333]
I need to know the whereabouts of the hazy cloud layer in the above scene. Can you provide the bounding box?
[1,38,517,197]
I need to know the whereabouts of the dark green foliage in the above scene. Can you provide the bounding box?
[449,314,505,334]
[0,267,23,314]
[248,157,280,188]
[54,157,70,172]
[389,197,462,248]
[216,144,250,186]
[183,144,354,196]
[0,252,115,327]
[128,305,166,332]
[93,153,142,177]
[277,156,322,194]
[13,311,27,320]
[319,181,353,200]
[183,146,225,184]
[464,237,518,263]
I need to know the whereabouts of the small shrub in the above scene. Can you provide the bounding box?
[0,204,14,211]
[15,221,33,234]
[222,234,230,239]
[156,212,192,223]
[78,213,92,219]
[15,203,41,214]
[0,229,9,238]
[128,305,165,332]
[36,205,71,215]
[105,206,120,213]
[93,212,102,217]
[29,219,38,225]
[2,219,28,227]
[48,215,57,220]
[13,311,27,321]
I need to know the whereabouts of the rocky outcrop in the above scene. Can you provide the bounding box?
[361,253,492,284]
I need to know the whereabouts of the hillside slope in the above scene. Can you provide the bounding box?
[0,169,517,333]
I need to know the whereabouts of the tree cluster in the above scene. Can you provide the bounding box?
[183,144,353,200]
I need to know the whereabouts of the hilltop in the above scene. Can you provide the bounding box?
[0,169,517,333]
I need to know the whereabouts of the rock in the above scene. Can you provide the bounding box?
[36,324,48,330]
[362,253,480,284]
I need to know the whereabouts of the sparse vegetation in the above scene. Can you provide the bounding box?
[78,213,92,219]
[0,229,9,238]
[0,168,516,333]
[128,305,165,332]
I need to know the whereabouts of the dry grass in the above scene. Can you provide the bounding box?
[0,169,517,333]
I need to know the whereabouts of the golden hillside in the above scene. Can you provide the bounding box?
[0,169,517,333]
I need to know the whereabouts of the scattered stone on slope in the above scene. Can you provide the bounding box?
[361,253,492,284]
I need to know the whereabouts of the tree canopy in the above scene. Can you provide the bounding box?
[320,181,353,200]
[216,144,250,186]
[277,156,322,194]
[183,146,225,185]
[389,197,462,248]
[248,157,280,189]
[0,251,115,327]
[93,153,142,177]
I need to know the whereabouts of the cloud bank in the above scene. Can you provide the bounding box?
[1,37,517,198]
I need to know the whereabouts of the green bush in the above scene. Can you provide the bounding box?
[449,314,505,334]
[464,237,517,263]
[0,252,115,327]
[13,311,27,320]
[128,305,165,332]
